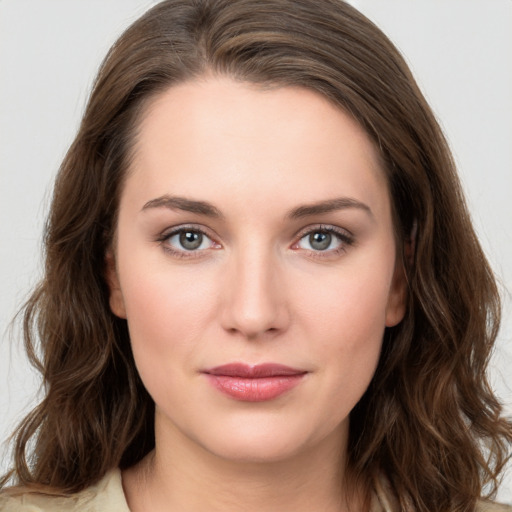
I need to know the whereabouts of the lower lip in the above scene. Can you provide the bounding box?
[205,374,305,402]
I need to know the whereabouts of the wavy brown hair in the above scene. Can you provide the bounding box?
[2,0,511,510]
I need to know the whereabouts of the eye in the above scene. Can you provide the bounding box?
[301,231,337,251]
[160,226,219,255]
[294,226,353,253]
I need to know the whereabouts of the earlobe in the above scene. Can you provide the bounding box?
[105,251,127,319]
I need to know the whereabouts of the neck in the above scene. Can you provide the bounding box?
[123,417,366,512]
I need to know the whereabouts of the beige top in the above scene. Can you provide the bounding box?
[0,469,510,511]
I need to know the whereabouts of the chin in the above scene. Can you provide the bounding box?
[205,434,308,464]
[190,413,346,466]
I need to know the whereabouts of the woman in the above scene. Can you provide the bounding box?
[1,0,511,510]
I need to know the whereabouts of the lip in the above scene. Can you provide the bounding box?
[203,363,307,402]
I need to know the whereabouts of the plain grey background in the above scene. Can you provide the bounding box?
[1,0,511,502]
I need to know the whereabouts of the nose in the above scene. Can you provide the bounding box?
[220,246,290,340]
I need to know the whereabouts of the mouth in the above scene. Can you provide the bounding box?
[202,363,308,402]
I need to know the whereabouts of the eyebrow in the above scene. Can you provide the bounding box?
[287,197,373,219]
[141,195,372,220]
[141,195,223,218]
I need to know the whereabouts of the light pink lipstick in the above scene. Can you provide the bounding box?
[203,363,307,402]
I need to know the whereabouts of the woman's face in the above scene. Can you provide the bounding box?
[107,77,406,463]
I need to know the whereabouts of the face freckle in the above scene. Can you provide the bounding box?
[106,76,406,464]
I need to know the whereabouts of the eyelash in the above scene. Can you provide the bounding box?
[292,224,355,258]
[156,224,220,259]
[156,224,354,259]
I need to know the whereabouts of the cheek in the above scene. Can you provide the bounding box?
[117,266,221,417]
[116,252,219,374]
[296,260,393,395]
[301,266,392,348]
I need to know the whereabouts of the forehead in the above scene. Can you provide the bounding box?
[126,77,390,218]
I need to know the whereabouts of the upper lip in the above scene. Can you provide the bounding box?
[203,363,307,378]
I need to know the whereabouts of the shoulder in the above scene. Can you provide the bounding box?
[372,475,512,512]
[0,469,129,512]
[476,501,512,512]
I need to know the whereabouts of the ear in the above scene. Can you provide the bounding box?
[105,251,127,319]
[386,224,416,327]
[385,260,407,327]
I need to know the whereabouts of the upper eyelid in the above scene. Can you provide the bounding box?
[294,223,353,240]
[159,223,218,240]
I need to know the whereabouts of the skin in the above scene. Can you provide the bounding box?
[106,76,407,512]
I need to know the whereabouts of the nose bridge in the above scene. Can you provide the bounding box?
[221,240,288,338]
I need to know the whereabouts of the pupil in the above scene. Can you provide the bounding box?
[310,231,331,250]
[180,231,202,250]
